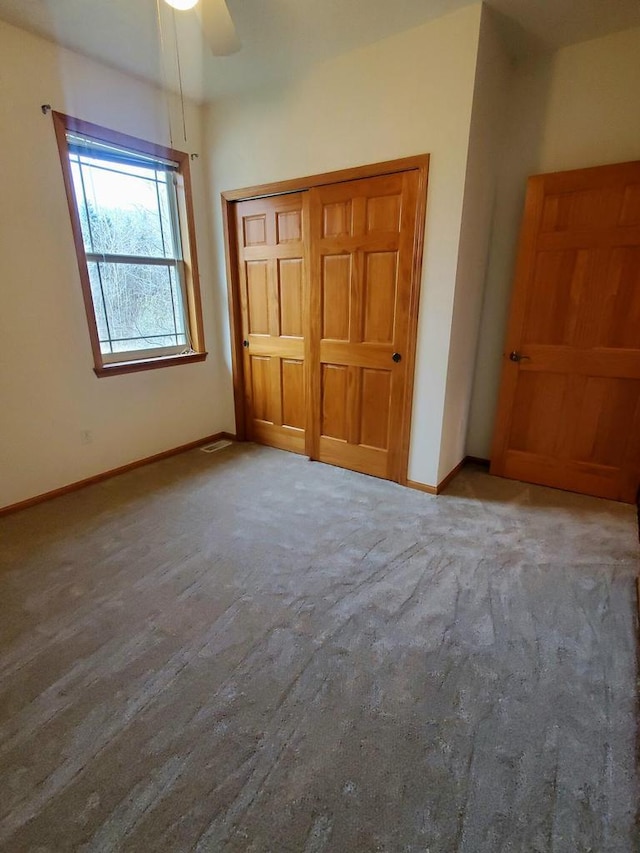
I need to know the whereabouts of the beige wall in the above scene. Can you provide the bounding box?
[0,21,226,509]
[467,25,640,459]
[205,4,483,487]
[438,6,512,481]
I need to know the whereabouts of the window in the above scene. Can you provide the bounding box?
[53,113,206,376]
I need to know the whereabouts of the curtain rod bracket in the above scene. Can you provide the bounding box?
[41,104,52,115]
[190,153,199,160]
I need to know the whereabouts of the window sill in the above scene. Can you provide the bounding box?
[93,351,208,378]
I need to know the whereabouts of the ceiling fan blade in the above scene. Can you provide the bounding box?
[197,0,241,56]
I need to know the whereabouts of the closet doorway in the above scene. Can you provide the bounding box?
[223,156,429,484]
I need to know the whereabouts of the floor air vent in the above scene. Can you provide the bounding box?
[200,439,233,454]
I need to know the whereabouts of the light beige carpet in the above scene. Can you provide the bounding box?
[0,443,638,852]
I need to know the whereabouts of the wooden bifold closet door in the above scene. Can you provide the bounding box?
[234,168,423,483]
[308,172,420,481]
[235,193,308,454]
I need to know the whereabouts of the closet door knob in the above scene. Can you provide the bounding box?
[392,352,402,363]
[243,340,249,348]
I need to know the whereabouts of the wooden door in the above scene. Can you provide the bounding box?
[235,193,308,454]
[491,161,640,503]
[308,171,420,481]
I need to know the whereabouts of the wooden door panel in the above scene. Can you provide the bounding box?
[281,359,305,430]
[322,201,353,238]
[236,193,308,455]
[363,252,397,343]
[243,214,267,246]
[491,160,640,502]
[246,261,270,335]
[522,250,593,346]
[278,259,303,337]
[276,208,302,243]
[508,372,640,465]
[250,356,273,424]
[321,255,351,340]
[619,184,640,225]
[321,364,349,441]
[573,377,640,467]
[310,170,421,481]
[508,372,567,457]
[597,247,640,347]
[540,188,611,232]
[360,369,391,450]
[366,192,402,234]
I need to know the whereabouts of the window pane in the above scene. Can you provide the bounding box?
[88,262,187,355]
[156,171,177,258]
[87,262,112,350]
[70,156,178,259]
[70,159,93,249]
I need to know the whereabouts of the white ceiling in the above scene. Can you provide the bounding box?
[0,0,639,102]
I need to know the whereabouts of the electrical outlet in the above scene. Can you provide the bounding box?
[80,429,92,445]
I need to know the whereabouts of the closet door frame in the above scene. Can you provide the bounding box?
[221,153,429,484]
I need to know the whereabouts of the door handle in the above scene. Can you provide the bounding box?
[392,352,402,363]
[243,340,249,348]
[509,350,530,363]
